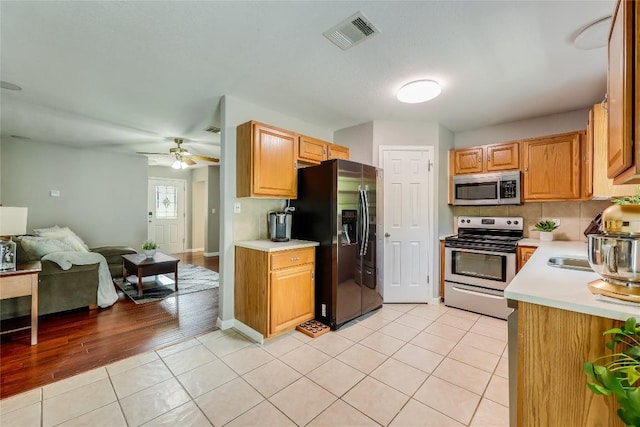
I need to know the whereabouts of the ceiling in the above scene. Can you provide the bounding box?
[0,1,615,167]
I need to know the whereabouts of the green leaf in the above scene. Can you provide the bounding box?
[596,367,626,396]
[626,318,638,334]
[626,347,640,358]
[605,327,625,335]
[627,367,640,387]
[627,388,640,414]
[617,407,640,426]
[587,382,611,396]
[584,362,597,381]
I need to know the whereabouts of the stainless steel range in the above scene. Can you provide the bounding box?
[444,216,523,319]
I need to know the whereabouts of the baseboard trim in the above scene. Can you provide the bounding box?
[427,297,441,305]
[231,320,264,344]
[204,252,219,257]
[216,317,235,330]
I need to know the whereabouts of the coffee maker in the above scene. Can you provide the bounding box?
[268,208,293,242]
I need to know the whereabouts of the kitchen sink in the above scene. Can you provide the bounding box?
[547,256,593,272]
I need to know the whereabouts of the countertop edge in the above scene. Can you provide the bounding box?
[235,239,319,252]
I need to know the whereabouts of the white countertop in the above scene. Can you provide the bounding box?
[517,238,541,247]
[235,239,319,252]
[504,240,640,321]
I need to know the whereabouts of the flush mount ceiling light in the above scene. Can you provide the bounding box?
[397,80,442,103]
[574,16,611,50]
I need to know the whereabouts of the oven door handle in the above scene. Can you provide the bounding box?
[450,285,504,300]
[445,247,514,257]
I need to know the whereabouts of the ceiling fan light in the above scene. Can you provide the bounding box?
[172,160,183,169]
[180,161,188,169]
[397,79,442,103]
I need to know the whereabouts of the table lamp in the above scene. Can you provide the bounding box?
[0,207,28,271]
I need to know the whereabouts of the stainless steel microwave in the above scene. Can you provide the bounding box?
[452,171,521,206]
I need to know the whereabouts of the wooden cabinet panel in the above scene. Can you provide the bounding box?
[236,121,297,198]
[486,141,519,171]
[589,102,638,198]
[607,0,635,180]
[517,302,624,426]
[298,135,327,164]
[328,144,349,160]
[452,147,484,174]
[517,246,537,272]
[270,263,314,335]
[235,246,315,339]
[522,132,582,201]
[452,142,519,175]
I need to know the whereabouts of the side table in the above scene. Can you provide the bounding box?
[0,261,41,345]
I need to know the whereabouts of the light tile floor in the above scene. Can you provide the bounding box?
[0,303,510,426]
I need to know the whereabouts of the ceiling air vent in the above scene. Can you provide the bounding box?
[205,126,221,134]
[323,12,379,50]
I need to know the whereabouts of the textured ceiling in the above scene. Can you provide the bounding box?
[0,1,615,166]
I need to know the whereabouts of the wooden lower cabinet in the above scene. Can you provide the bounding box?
[517,302,624,426]
[235,246,315,338]
[516,246,537,271]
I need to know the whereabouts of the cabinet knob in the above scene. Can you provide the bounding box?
[291,257,300,261]
[385,232,390,238]
[478,158,481,164]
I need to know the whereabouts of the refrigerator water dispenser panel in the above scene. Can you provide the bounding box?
[342,209,357,244]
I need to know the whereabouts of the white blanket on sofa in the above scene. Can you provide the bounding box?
[41,251,118,308]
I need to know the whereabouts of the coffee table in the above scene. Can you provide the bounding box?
[121,252,180,297]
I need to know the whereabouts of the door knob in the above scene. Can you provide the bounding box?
[385,232,390,238]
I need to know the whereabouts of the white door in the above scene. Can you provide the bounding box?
[381,147,433,302]
[148,178,186,254]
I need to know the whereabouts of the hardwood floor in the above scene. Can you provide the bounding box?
[0,253,219,400]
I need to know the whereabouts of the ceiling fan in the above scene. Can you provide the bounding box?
[137,138,219,169]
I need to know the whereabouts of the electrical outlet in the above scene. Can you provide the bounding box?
[321,304,327,317]
[552,218,561,226]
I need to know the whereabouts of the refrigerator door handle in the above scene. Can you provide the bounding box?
[362,188,369,256]
[358,188,366,256]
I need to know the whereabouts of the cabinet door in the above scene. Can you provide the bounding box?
[486,142,519,171]
[452,147,484,174]
[328,144,349,160]
[253,123,297,198]
[517,246,537,272]
[298,135,327,164]
[522,132,582,200]
[607,0,634,180]
[270,264,314,335]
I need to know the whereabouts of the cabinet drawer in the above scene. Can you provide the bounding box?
[0,275,34,298]
[270,248,314,270]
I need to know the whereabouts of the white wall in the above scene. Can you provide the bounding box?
[219,95,336,326]
[334,122,373,165]
[454,108,590,148]
[1,138,147,249]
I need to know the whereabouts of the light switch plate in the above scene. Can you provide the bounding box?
[234,202,241,214]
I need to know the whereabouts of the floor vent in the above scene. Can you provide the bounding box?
[323,12,379,50]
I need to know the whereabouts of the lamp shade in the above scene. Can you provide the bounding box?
[0,207,28,236]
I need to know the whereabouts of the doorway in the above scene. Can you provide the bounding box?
[379,146,434,302]
[192,181,205,251]
[147,178,186,254]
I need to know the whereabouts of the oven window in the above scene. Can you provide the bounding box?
[455,182,497,200]
[452,250,507,282]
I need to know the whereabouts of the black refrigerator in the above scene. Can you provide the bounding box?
[291,159,382,329]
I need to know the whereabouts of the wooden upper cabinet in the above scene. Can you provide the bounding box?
[452,147,484,174]
[236,121,297,198]
[452,142,519,175]
[607,0,635,181]
[589,102,638,198]
[486,141,520,171]
[298,135,327,163]
[328,144,349,160]
[522,131,582,201]
[297,134,350,164]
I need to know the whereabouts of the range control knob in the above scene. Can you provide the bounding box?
[514,220,519,225]
[507,220,512,225]
[466,219,471,223]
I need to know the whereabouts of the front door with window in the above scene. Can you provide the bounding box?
[147,178,186,254]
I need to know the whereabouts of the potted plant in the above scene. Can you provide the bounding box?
[533,220,559,241]
[584,317,640,426]
[142,240,157,258]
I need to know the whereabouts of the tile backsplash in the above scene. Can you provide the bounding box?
[452,200,612,242]
[233,198,287,242]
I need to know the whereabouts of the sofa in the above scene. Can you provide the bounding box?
[0,234,136,320]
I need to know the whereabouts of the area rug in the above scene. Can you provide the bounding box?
[114,264,219,304]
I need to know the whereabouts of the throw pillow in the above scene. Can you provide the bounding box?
[20,236,76,259]
[33,226,89,252]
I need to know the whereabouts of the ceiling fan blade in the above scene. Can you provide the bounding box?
[183,157,197,166]
[190,154,219,163]
[137,151,170,156]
